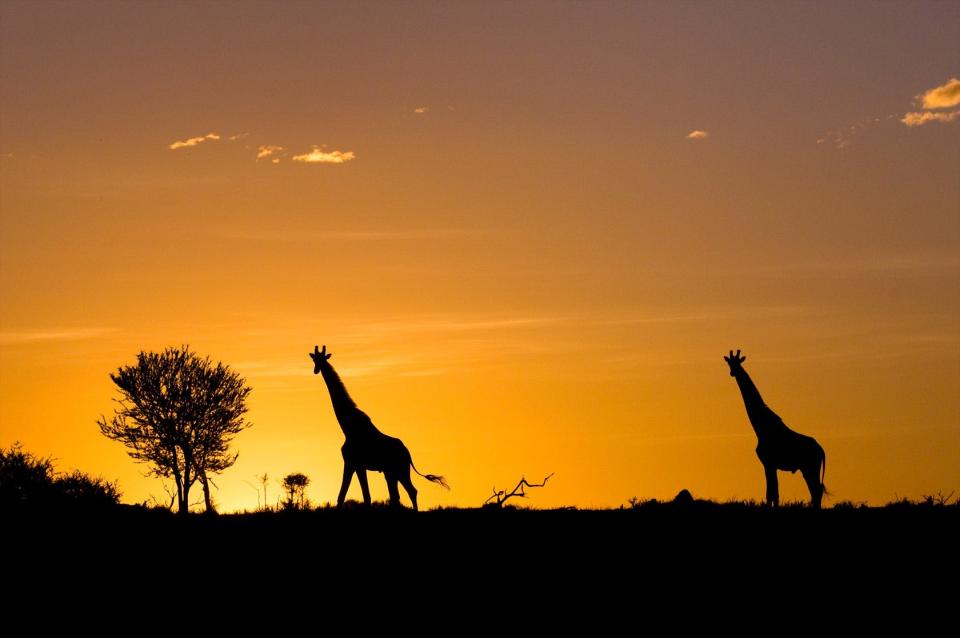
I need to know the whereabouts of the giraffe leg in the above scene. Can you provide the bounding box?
[399,471,419,512]
[385,473,402,508]
[764,465,779,508]
[356,468,372,506]
[337,464,354,508]
[802,465,822,510]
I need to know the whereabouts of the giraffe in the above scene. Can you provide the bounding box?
[309,345,448,510]
[724,350,826,509]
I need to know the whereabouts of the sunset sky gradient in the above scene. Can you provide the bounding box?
[1,2,957,510]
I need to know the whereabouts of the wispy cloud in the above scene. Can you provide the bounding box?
[686,130,708,140]
[808,254,960,273]
[166,133,358,165]
[414,106,429,114]
[817,116,886,149]
[352,317,566,336]
[817,115,897,149]
[0,327,115,345]
[256,145,284,160]
[919,77,960,110]
[233,361,307,378]
[168,133,220,150]
[901,109,960,127]
[215,227,500,242]
[819,77,960,144]
[236,354,420,380]
[291,147,356,164]
[748,253,960,276]
[595,306,810,326]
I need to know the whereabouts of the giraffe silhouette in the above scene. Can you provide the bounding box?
[724,350,826,509]
[309,345,448,510]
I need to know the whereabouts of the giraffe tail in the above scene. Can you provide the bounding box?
[820,447,829,497]
[411,460,450,490]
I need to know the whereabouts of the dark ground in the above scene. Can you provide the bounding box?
[5,501,956,624]
[9,502,957,570]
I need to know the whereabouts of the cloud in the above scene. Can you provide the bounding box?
[686,130,708,140]
[414,106,429,114]
[816,133,850,149]
[256,145,284,159]
[216,227,499,242]
[821,77,960,142]
[168,133,220,150]
[0,327,115,345]
[233,361,309,378]
[919,77,960,110]
[236,354,421,380]
[791,253,960,274]
[898,78,960,128]
[901,110,960,127]
[354,317,566,335]
[166,134,358,165]
[817,116,884,148]
[291,147,356,164]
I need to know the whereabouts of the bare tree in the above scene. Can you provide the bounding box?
[97,346,252,515]
[484,473,554,508]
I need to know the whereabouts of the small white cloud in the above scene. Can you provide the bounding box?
[168,133,220,150]
[271,158,280,164]
[414,106,429,114]
[686,130,708,140]
[229,133,249,141]
[901,110,960,127]
[291,147,356,164]
[256,145,284,159]
[919,77,960,110]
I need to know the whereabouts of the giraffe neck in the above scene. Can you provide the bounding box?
[318,361,357,436]
[732,367,771,438]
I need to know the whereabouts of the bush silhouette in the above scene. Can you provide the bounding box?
[0,442,120,509]
[281,472,310,510]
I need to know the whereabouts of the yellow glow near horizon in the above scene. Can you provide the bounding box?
[1,3,958,512]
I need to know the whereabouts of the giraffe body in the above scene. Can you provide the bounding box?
[309,345,447,510]
[725,350,826,509]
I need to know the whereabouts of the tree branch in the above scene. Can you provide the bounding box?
[483,473,554,508]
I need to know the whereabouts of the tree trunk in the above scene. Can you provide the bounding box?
[200,472,217,515]
[171,456,185,515]
[178,482,190,515]
[179,456,192,515]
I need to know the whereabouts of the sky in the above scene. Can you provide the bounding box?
[1,1,957,511]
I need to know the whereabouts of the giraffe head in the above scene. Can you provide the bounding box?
[309,345,332,374]
[723,349,746,376]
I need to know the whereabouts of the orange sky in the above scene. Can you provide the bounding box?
[1,2,957,511]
